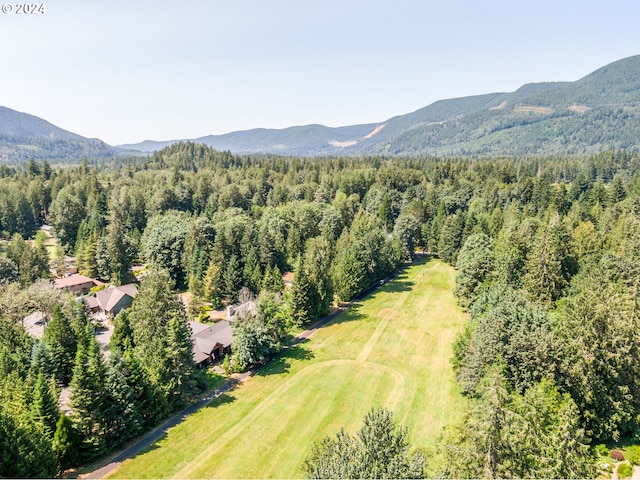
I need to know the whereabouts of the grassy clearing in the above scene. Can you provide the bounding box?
[107,258,468,479]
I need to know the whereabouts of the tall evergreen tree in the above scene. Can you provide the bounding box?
[107,213,135,286]
[43,304,78,385]
[128,269,196,417]
[304,236,334,319]
[287,257,313,326]
[522,221,567,307]
[69,337,107,460]
[52,413,81,471]
[303,407,425,479]
[223,254,243,304]
[32,373,59,438]
[453,233,495,308]
[202,259,223,308]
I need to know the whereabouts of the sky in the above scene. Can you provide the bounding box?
[1,0,639,145]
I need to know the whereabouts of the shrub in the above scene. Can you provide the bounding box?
[594,443,609,457]
[626,445,640,465]
[611,449,625,461]
[617,462,633,479]
[222,354,230,375]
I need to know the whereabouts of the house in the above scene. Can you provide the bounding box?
[226,300,257,322]
[86,284,138,316]
[189,320,233,366]
[23,311,46,339]
[53,274,104,295]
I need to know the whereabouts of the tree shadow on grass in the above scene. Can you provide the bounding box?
[254,343,315,377]
[357,275,415,302]
[322,303,368,327]
[380,278,415,294]
[132,393,237,454]
[200,392,236,410]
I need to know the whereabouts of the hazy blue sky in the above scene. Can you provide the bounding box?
[1,0,639,145]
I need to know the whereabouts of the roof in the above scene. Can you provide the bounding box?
[227,301,257,322]
[189,320,233,363]
[282,271,294,284]
[54,274,104,289]
[85,296,99,309]
[94,284,138,313]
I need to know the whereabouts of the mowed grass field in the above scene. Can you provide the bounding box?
[107,258,468,479]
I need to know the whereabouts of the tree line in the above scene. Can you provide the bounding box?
[1,145,639,476]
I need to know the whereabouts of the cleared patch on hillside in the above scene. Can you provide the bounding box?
[515,105,554,114]
[568,104,591,113]
[489,100,508,110]
[364,123,386,139]
[329,139,358,147]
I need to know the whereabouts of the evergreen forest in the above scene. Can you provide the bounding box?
[1,143,639,477]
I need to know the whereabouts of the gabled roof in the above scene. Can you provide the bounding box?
[227,301,257,322]
[85,296,99,310]
[54,274,103,289]
[189,320,233,363]
[94,284,138,313]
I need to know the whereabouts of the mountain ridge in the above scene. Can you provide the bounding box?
[0,106,136,163]
[121,54,640,156]
[2,54,640,161]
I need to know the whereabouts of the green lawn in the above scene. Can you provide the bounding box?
[107,258,468,479]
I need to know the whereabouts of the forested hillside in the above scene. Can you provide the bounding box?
[4,55,640,161]
[124,55,640,157]
[0,107,135,163]
[1,143,639,476]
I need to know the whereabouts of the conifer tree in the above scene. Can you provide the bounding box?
[522,222,566,307]
[30,340,58,380]
[107,213,135,286]
[44,304,77,385]
[203,259,223,309]
[453,233,495,307]
[32,373,59,438]
[287,257,313,326]
[69,337,107,459]
[223,254,243,304]
[110,310,134,354]
[53,413,80,470]
[128,269,196,417]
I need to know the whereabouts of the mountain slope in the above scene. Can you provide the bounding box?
[4,54,640,160]
[0,107,132,162]
[121,54,640,157]
[356,55,640,156]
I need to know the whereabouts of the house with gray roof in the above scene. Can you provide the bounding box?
[86,284,138,316]
[189,320,233,366]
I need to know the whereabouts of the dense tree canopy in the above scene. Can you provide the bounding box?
[1,145,640,476]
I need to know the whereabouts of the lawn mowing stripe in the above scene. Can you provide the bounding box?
[179,363,399,478]
[107,259,467,479]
